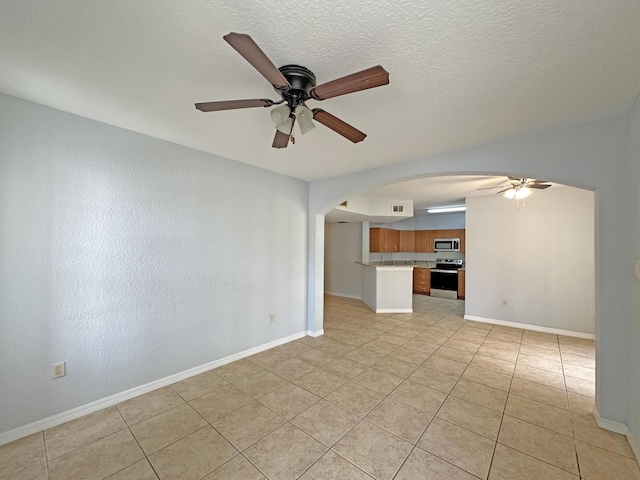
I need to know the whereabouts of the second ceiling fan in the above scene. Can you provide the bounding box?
[480,177,552,199]
[195,33,390,148]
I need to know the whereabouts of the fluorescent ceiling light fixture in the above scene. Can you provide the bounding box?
[426,205,466,213]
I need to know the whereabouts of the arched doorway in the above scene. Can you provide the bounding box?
[307,116,633,428]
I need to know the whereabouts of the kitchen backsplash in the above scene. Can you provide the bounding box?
[368,252,465,263]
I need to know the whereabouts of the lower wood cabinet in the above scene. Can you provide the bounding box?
[413,268,431,295]
[458,270,465,299]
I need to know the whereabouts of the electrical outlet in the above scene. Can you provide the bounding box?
[502,299,508,306]
[52,362,66,379]
[269,314,276,323]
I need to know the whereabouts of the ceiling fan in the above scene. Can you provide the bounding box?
[480,177,552,199]
[195,33,390,149]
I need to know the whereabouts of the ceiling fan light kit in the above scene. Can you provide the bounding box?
[195,32,389,149]
[479,177,552,203]
[504,186,531,200]
[294,105,315,134]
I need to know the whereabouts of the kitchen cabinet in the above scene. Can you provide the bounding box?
[370,228,400,253]
[413,267,431,295]
[399,230,415,252]
[371,228,465,253]
[458,270,465,299]
[415,230,435,253]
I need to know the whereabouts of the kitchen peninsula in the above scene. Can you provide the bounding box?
[357,262,414,313]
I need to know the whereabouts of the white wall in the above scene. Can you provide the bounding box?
[465,187,595,334]
[628,93,640,456]
[389,212,465,230]
[0,93,308,435]
[309,114,633,425]
[324,223,362,298]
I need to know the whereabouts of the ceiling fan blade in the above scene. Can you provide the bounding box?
[272,118,295,149]
[272,130,290,148]
[496,188,513,194]
[312,109,366,143]
[195,99,274,112]
[223,33,291,90]
[477,185,507,190]
[528,184,552,189]
[310,65,389,100]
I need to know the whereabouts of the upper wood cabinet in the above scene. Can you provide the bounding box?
[370,228,400,252]
[399,230,415,252]
[415,230,435,253]
[371,227,465,253]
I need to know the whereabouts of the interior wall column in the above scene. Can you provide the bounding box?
[307,214,325,336]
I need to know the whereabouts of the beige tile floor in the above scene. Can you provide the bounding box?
[2,295,639,479]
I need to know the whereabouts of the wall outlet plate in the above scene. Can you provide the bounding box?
[52,362,66,378]
[269,314,276,323]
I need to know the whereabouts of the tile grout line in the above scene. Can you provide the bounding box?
[41,431,52,480]
[560,337,584,480]
[484,328,522,480]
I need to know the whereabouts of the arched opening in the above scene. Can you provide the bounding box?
[314,172,596,335]
[309,168,603,421]
[321,172,595,334]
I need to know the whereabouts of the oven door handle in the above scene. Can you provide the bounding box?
[431,269,459,274]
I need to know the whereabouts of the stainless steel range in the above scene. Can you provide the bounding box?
[430,259,463,299]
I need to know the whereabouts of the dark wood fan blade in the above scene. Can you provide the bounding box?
[272,118,295,149]
[497,188,513,194]
[272,130,290,148]
[310,66,389,100]
[312,109,366,143]
[195,99,274,112]
[223,32,291,90]
[477,185,507,190]
[529,184,552,189]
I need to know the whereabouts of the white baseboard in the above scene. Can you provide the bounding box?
[593,406,640,467]
[593,404,628,435]
[307,329,324,337]
[628,429,640,466]
[324,292,362,300]
[464,315,595,339]
[0,330,308,447]
[376,308,413,313]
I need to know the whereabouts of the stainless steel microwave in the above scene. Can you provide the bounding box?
[434,238,460,252]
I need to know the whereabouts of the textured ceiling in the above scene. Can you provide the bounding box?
[1,1,639,181]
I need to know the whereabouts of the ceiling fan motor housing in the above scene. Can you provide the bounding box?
[277,65,316,105]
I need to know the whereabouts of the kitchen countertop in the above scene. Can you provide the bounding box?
[356,261,438,268]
